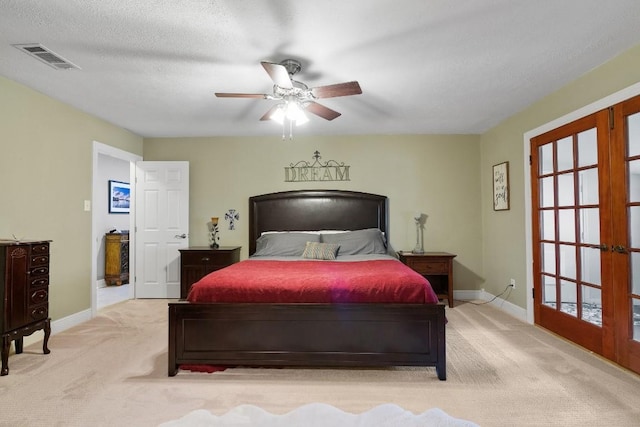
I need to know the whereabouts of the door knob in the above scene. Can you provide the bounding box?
[599,244,609,252]
[174,233,187,239]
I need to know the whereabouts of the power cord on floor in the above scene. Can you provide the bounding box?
[466,284,514,305]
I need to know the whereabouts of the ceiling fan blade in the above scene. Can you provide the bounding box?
[259,104,281,121]
[215,92,267,98]
[305,101,341,121]
[311,81,362,99]
[261,61,293,89]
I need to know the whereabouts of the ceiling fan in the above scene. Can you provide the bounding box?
[215,59,362,123]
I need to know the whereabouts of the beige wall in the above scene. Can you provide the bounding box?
[0,76,143,319]
[4,40,639,323]
[143,135,484,291]
[480,44,640,309]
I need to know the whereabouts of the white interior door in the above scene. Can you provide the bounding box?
[135,161,189,298]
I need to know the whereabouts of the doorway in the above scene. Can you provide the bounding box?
[91,141,142,316]
[529,95,640,374]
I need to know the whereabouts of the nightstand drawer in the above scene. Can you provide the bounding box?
[180,251,227,266]
[408,260,448,275]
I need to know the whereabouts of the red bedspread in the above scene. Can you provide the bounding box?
[187,259,439,304]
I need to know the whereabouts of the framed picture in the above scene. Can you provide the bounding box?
[108,180,130,213]
[493,162,510,211]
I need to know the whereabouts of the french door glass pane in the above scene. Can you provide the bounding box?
[633,298,640,342]
[581,285,602,326]
[542,274,556,306]
[557,136,574,171]
[558,173,575,206]
[629,160,640,203]
[578,168,599,205]
[578,128,598,167]
[628,112,640,157]
[558,209,575,242]
[560,244,576,279]
[540,176,555,207]
[539,143,554,174]
[560,279,577,317]
[542,243,556,274]
[579,208,600,245]
[630,206,640,247]
[581,247,601,286]
[541,210,555,241]
[632,252,640,296]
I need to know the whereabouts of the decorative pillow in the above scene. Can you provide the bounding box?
[254,232,321,257]
[302,242,340,260]
[320,228,387,255]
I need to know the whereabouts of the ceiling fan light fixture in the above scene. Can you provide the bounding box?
[216,58,361,138]
[270,106,285,125]
[285,100,308,124]
[270,100,308,126]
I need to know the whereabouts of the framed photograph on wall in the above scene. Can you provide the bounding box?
[108,180,130,213]
[493,162,509,211]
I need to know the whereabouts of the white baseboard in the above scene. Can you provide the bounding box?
[454,289,528,323]
[51,308,92,335]
[21,308,92,348]
[97,279,106,289]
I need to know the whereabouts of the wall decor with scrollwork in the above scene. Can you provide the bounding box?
[284,151,350,182]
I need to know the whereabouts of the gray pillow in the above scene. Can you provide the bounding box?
[253,232,321,257]
[321,228,387,255]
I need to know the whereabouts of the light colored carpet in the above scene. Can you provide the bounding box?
[159,403,479,427]
[1,299,640,427]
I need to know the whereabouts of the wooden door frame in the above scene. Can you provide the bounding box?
[91,141,142,318]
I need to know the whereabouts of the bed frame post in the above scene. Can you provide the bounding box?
[436,305,447,380]
[168,304,178,376]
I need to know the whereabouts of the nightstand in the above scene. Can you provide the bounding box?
[398,251,457,308]
[179,246,241,299]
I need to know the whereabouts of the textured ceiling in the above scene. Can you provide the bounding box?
[1,0,640,138]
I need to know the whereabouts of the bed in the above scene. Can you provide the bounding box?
[168,190,447,380]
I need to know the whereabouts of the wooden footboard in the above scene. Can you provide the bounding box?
[168,301,446,380]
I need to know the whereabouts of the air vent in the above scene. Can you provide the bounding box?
[12,43,80,70]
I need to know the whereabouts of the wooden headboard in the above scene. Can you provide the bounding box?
[248,190,388,255]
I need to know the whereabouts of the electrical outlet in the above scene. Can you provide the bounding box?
[509,278,516,289]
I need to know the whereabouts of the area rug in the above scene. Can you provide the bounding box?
[158,403,479,427]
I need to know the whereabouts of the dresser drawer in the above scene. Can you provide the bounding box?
[31,266,49,276]
[31,243,49,255]
[30,305,48,321]
[407,260,448,275]
[30,276,49,288]
[31,254,49,266]
[30,288,49,305]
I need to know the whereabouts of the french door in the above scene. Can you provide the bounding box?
[530,94,640,374]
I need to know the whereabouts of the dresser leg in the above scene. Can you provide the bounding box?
[14,337,23,354]
[43,318,51,354]
[1,335,9,376]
